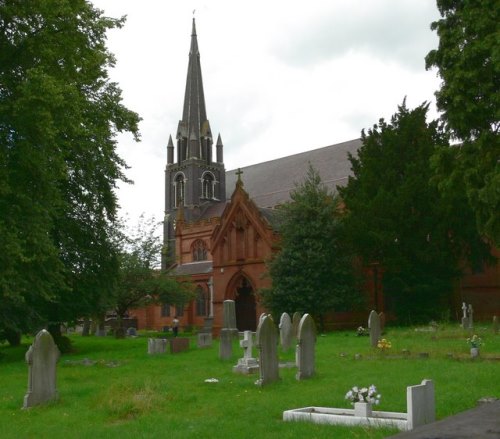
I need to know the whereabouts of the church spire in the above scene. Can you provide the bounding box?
[177,18,212,161]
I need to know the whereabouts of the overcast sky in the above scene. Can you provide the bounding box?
[91,0,442,226]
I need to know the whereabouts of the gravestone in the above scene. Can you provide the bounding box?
[126,327,137,337]
[255,315,279,386]
[233,330,259,374]
[219,328,233,360]
[379,312,386,334]
[170,337,189,353]
[23,330,60,408]
[197,332,213,348]
[468,304,474,329]
[407,379,435,429]
[147,338,167,354]
[296,314,316,380]
[368,310,381,348]
[292,312,302,339]
[279,312,292,351]
[461,302,469,329]
[200,316,214,334]
[493,316,499,335]
[223,300,238,336]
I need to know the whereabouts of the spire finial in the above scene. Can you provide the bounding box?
[236,168,244,187]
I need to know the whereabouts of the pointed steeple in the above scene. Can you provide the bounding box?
[167,135,174,164]
[177,18,212,161]
[216,133,224,163]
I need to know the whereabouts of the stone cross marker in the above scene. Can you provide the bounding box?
[255,315,279,386]
[233,330,259,374]
[279,312,292,351]
[296,314,316,380]
[368,310,381,348]
[223,300,238,336]
[292,312,302,340]
[461,302,469,329]
[23,329,60,408]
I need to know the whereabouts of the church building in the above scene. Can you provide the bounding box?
[130,19,499,333]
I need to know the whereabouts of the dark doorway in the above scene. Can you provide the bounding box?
[235,277,256,331]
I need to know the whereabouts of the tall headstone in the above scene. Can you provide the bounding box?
[461,302,469,329]
[148,338,167,354]
[279,312,292,351]
[468,304,474,329]
[233,330,259,374]
[219,328,233,360]
[379,312,386,334]
[255,315,279,386]
[197,332,213,348]
[368,310,381,348]
[493,315,499,335]
[23,330,60,408]
[223,300,238,336]
[292,312,302,339]
[296,314,316,380]
[407,379,435,430]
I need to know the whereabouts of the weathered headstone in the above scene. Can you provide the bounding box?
[197,332,213,348]
[233,330,259,374]
[461,302,469,329]
[223,300,238,336]
[368,310,381,348]
[126,327,137,337]
[147,338,167,354]
[219,328,233,360]
[468,304,474,329]
[407,379,435,430]
[23,330,60,408]
[279,312,292,351]
[493,315,499,335]
[170,337,189,353]
[292,312,302,339]
[379,312,386,334]
[255,315,279,386]
[200,316,214,334]
[296,314,316,380]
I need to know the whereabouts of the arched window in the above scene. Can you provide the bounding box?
[192,239,208,261]
[174,173,185,207]
[201,172,215,199]
[195,286,209,317]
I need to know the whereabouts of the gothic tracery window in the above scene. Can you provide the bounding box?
[174,173,185,207]
[201,172,215,199]
[195,286,209,317]
[192,239,208,261]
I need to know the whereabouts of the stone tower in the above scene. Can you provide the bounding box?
[163,19,226,267]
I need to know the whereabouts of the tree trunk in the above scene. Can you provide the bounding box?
[5,328,21,347]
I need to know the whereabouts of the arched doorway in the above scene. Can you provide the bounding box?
[233,276,257,331]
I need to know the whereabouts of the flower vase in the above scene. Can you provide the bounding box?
[354,401,372,417]
[470,347,480,358]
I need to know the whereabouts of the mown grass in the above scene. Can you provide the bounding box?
[1,323,499,439]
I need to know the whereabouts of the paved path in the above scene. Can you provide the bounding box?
[388,400,500,439]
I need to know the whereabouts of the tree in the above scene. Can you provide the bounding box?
[112,216,195,337]
[0,0,140,344]
[339,101,490,323]
[260,165,360,331]
[425,0,499,245]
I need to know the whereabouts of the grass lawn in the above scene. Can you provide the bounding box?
[1,323,499,439]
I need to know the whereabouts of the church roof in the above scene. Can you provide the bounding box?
[225,138,361,208]
[172,261,213,276]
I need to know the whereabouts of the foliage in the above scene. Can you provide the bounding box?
[0,0,140,342]
[339,101,491,323]
[345,385,381,405]
[425,0,499,245]
[466,334,483,348]
[261,165,361,330]
[112,216,196,331]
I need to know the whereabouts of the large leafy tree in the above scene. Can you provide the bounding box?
[261,165,360,330]
[425,0,499,245]
[339,102,490,323]
[0,0,140,344]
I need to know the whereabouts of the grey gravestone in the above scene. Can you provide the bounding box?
[219,328,233,360]
[197,332,213,348]
[126,327,137,337]
[368,310,381,348]
[148,338,167,354]
[292,312,302,339]
[493,316,499,335]
[233,330,259,374]
[468,304,474,329]
[279,312,292,351]
[296,314,316,380]
[379,312,386,333]
[223,300,238,336]
[200,316,214,334]
[461,302,469,329]
[23,329,60,408]
[255,315,279,386]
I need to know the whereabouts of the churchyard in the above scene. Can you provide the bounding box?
[1,321,499,439]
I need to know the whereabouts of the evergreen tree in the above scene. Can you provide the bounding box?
[425,0,499,245]
[339,102,490,323]
[0,0,140,343]
[261,165,359,331]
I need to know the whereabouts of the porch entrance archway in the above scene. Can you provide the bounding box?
[232,276,257,331]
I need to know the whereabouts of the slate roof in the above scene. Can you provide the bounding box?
[172,261,213,276]
[225,138,361,208]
